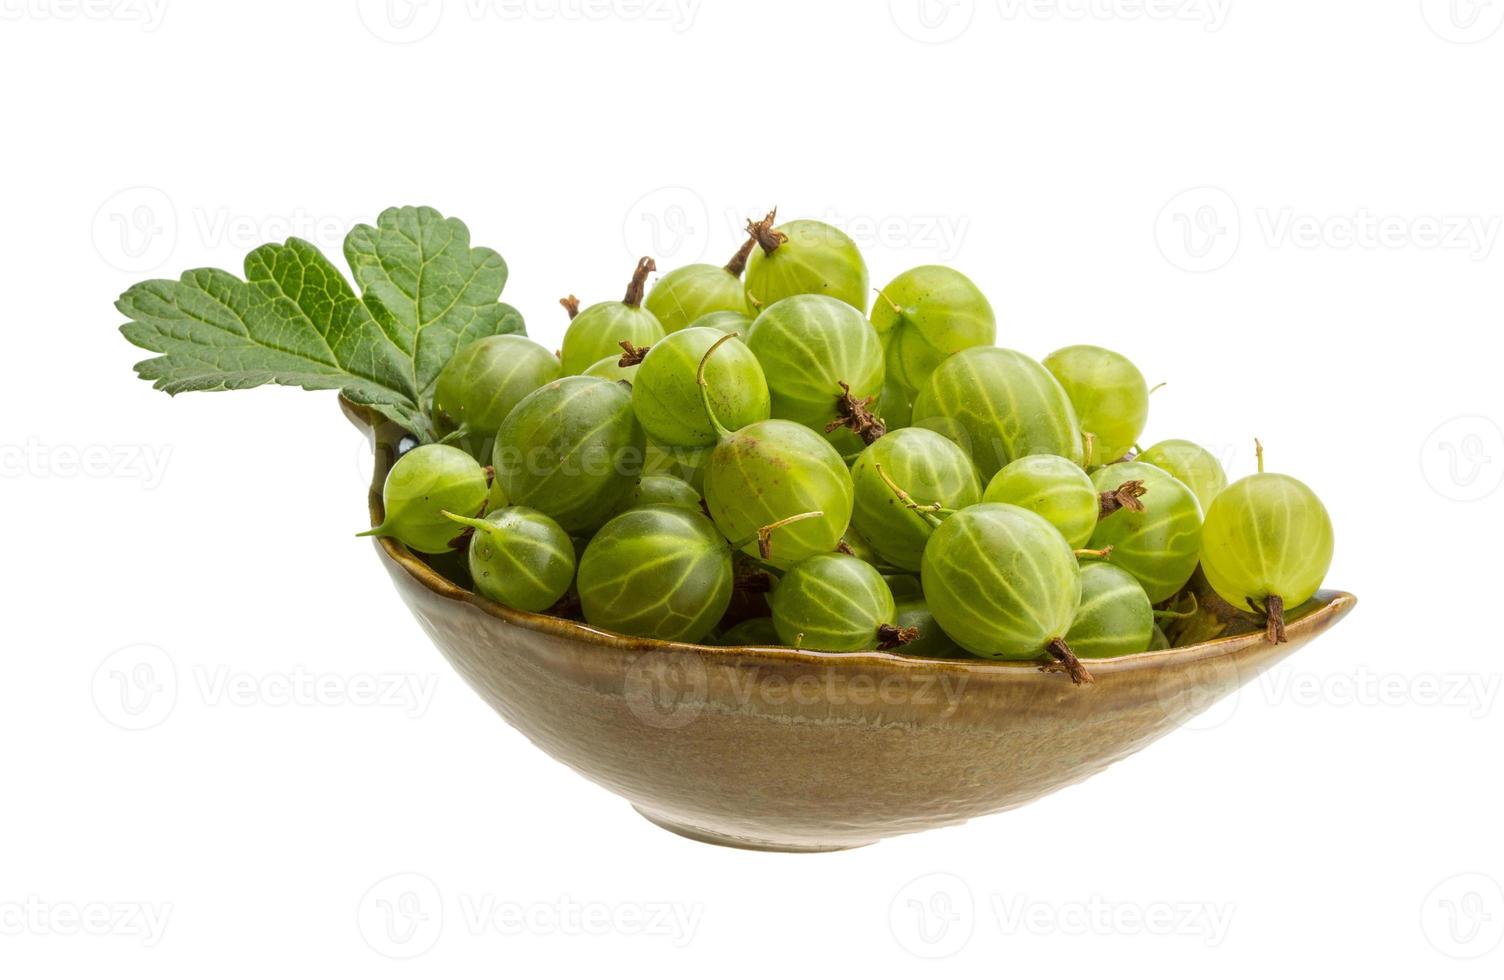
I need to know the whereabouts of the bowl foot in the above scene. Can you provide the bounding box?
[632,807,873,853]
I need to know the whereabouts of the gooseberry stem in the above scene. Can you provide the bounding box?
[1098,480,1148,519]
[695,331,740,442]
[876,623,920,650]
[1153,593,1200,621]
[1044,638,1095,686]
[617,340,651,367]
[559,295,581,320]
[825,380,887,445]
[1083,431,1097,468]
[873,288,903,317]
[1074,547,1113,560]
[1254,438,1265,474]
[1248,594,1287,644]
[873,463,951,528]
[439,511,491,532]
[723,229,759,278]
[747,208,785,256]
[436,424,472,447]
[623,256,656,308]
[730,511,826,560]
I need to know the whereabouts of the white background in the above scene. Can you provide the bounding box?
[3,0,1502,975]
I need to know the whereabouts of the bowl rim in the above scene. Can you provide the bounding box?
[347,397,1356,678]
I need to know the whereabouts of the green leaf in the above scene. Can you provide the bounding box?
[118,206,525,440]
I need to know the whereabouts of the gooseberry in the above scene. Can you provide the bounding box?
[1064,562,1154,658]
[1087,461,1203,603]
[871,265,996,397]
[359,444,490,555]
[577,505,733,643]
[627,474,702,511]
[769,554,905,652]
[697,336,854,562]
[644,236,756,332]
[982,454,1098,549]
[891,598,967,659]
[920,502,1092,683]
[1043,345,1149,467]
[444,506,575,612]
[912,347,1084,479]
[559,258,666,375]
[743,210,870,311]
[849,428,981,572]
[632,327,770,449]
[1199,442,1334,643]
[492,376,645,534]
[1138,439,1228,511]
[688,310,753,334]
[716,617,782,647]
[745,293,886,446]
[432,334,561,455]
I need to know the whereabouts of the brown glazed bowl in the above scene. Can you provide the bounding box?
[348,400,1357,852]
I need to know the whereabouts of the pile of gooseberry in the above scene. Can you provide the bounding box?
[368,208,1335,684]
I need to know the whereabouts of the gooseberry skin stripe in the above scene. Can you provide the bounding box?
[912,347,1084,479]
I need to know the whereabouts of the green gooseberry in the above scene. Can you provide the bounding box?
[360,444,489,554]
[880,376,913,430]
[1043,345,1149,467]
[884,573,923,600]
[584,353,641,383]
[688,310,754,334]
[871,265,997,397]
[742,210,870,311]
[492,376,645,534]
[696,336,854,562]
[769,554,899,652]
[892,598,968,659]
[1199,443,1334,643]
[559,258,667,375]
[1138,439,1228,511]
[632,327,769,449]
[920,503,1091,682]
[432,335,561,452]
[716,617,782,647]
[982,454,1098,549]
[745,294,886,444]
[840,524,881,566]
[1088,461,1203,603]
[627,474,702,511]
[1064,562,1154,658]
[444,506,575,612]
[576,505,733,643]
[643,237,756,333]
[850,428,982,572]
[912,347,1084,480]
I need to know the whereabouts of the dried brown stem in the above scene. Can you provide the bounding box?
[824,381,887,445]
[724,232,758,278]
[1042,638,1095,686]
[877,624,920,650]
[1251,594,1288,644]
[617,340,651,367]
[623,257,656,308]
[560,295,581,320]
[746,208,785,256]
[1098,480,1148,519]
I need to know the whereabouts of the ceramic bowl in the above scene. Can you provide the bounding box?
[348,400,1356,852]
